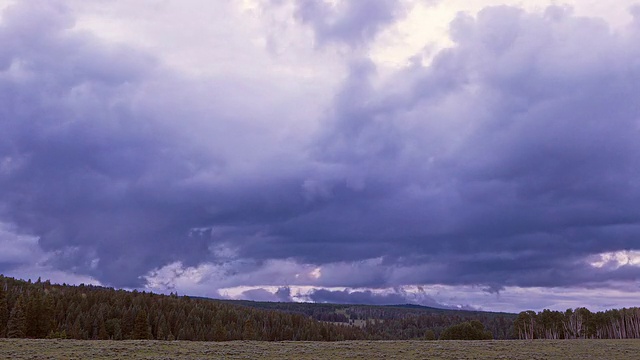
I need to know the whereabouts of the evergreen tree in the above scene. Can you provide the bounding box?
[25,291,42,337]
[106,319,123,340]
[213,320,226,341]
[156,315,168,340]
[39,295,54,338]
[70,314,87,339]
[0,283,8,337]
[242,318,257,340]
[121,308,135,339]
[133,309,152,340]
[7,297,26,338]
[98,320,109,340]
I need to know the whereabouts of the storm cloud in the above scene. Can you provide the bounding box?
[1,0,640,311]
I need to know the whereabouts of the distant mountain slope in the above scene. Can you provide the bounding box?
[210,298,518,339]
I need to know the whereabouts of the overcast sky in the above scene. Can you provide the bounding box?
[1,0,640,313]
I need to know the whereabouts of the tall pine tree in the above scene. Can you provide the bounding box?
[133,309,152,340]
[0,283,8,337]
[25,291,41,337]
[7,296,26,338]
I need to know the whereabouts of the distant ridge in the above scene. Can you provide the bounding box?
[203,297,517,339]
[212,298,516,316]
[0,275,517,340]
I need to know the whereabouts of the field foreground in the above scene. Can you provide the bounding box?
[1,339,639,359]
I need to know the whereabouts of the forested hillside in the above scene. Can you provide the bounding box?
[222,300,516,339]
[4,275,636,341]
[0,275,365,341]
[0,275,514,340]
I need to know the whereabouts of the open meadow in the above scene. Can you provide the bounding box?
[1,339,640,359]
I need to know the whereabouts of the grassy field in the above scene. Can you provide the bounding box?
[1,339,639,359]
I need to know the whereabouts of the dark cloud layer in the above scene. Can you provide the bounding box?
[287,5,640,289]
[0,1,228,286]
[1,1,640,298]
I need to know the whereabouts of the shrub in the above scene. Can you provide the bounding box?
[439,320,492,340]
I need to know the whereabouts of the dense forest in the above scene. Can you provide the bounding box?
[222,300,516,339]
[2,275,638,341]
[514,307,640,339]
[0,275,512,341]
[0,275,365,341]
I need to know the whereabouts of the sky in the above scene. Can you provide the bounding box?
[1,0,640,313]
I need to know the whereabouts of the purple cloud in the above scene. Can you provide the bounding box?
[1,0,640,310]
[294,0,407,47]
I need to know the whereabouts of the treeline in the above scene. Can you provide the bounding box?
[352,310,512,340]
[0,275,366,341]
[221,300,516,339]
[10,274,637,342]
[515,307,640,339]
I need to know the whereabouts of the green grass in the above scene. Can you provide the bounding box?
[1,339,639,359]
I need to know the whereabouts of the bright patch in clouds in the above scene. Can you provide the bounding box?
[590,250,640,269]
[310,267,322,279]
